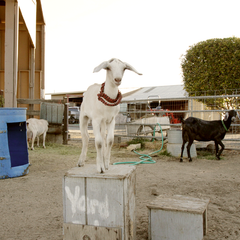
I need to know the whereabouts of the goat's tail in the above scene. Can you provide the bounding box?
[179,116,185,124]
[180,116,185,129]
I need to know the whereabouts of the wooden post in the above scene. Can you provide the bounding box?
[29,46,35,117]
[4,0,19,107]
[40,24,45,98]
[63,97,69,145]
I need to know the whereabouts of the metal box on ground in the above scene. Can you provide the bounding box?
[147,195,210,240]
[63,164,136,240]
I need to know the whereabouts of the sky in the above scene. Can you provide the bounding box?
[41,0,240,96]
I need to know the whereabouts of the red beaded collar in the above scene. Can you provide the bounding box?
[97,82,122,106]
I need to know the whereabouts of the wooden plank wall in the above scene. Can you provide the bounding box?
[17,98,64,117]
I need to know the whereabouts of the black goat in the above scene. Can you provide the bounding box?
[180,110,239,162]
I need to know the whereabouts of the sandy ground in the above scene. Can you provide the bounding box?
[1,136,240,240]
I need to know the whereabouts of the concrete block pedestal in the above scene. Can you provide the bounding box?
[167,129,197,158]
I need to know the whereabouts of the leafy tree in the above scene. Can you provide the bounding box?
[181,37,240,109]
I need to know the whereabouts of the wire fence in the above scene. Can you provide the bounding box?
[114,93,240,149]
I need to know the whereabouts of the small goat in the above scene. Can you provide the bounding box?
[26,118,49,150]
[180,110,239,162]
[78,58,142,173]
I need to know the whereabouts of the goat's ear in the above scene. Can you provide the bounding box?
[93,61,109,73]
[124,62,142,75]
[224,112,229,121]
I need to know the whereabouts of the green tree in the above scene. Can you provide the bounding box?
[181,37,240,109]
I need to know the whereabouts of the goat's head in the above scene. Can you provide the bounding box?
[93,58,142,86]
[224,110,240,122]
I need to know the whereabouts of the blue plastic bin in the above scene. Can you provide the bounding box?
[0,108,29,179]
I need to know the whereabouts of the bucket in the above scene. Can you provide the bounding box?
[167,129,197,158]
[0,108,29,179]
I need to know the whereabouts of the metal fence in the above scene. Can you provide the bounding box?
[114,94,240,149]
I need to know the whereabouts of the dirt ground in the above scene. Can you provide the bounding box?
[1,138,240,240]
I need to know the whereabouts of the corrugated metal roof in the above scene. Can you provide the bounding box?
[122,85,188,101]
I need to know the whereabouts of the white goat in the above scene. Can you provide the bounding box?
[26,118,49,150]
[78,58,142,173]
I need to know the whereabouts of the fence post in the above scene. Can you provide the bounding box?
[0,90,4,107]
[190,99,193,117]
[63,97,69,145]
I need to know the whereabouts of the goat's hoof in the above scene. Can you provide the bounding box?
[77,163,84,167]
[97,165,105,174]
[180,158,183,162]
[189,159,192,162]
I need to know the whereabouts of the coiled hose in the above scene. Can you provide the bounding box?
[113,123,164,166]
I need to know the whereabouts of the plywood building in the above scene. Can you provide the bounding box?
[0,0,45,110]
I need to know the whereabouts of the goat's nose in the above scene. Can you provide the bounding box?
[115,78,122,85]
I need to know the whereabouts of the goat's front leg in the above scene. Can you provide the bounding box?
[105,120,115,170]
[78,116,89,167]
[92,119,105,173]
[31,134,36,150]
[216,140,225,160]
[215,141,219,159]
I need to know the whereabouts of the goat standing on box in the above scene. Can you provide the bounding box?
[180,110,239,162]
[78,58,142,173]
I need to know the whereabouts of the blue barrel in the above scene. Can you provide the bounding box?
[0,108,29,179]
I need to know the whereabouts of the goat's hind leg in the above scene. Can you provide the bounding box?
[42,132,46,148]
[37,136,40,147]
[180,140,186,162]
[78,116,89,167]
[187,139,194,162]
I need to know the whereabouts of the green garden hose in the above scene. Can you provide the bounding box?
[113,123,164,166]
